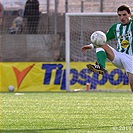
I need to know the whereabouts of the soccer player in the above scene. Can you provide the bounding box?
[81,4,133,92]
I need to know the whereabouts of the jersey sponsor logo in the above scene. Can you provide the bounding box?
[121,40,129,48]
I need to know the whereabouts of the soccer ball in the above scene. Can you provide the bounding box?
[8,85,15,92]
[90,31,107,46]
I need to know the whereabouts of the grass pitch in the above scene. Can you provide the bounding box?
[0,92,132,133]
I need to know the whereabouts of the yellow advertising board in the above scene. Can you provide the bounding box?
[0,62,130,92]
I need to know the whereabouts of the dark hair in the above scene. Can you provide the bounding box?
[117,5,131,14]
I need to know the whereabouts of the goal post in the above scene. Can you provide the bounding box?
[65,14,70,91]
[65,12,118,91]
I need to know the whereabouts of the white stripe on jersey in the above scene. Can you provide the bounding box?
[127,22,133,55]
[116,24,121,51]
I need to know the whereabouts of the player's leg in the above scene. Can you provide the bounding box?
[112,51,133,92]
[96,48,106,68]
[87,44,115,75]
[127,73,133,92]
[118,53,133,92]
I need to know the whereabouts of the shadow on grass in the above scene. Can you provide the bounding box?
[0,125,132,133]
[0,127,90,133]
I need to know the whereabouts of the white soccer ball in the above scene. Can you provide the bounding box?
[8,85,15,92]
[90,31,107,46]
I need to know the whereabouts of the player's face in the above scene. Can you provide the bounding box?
[117,10,132,25]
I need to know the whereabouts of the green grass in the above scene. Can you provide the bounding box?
[0,92,132,133]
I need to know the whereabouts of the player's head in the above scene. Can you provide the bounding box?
[117,5,132,25]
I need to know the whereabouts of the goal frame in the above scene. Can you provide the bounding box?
[65,12,117,91]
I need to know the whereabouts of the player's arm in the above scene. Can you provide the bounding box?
[81,43,94,52]
[106,24,116,41]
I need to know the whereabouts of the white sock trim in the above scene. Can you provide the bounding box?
[96,47,105,52]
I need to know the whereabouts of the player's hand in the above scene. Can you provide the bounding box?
[81,44,93,52]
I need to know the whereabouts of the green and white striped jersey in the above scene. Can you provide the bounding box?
[106,18,133,55]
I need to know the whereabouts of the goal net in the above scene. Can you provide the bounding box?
[65,12,120,91]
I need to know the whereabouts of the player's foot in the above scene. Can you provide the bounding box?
[86,62,107,75]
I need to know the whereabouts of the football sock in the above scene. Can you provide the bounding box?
[96,48,106,68]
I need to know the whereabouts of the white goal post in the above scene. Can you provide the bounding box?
[65,12,118,91]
